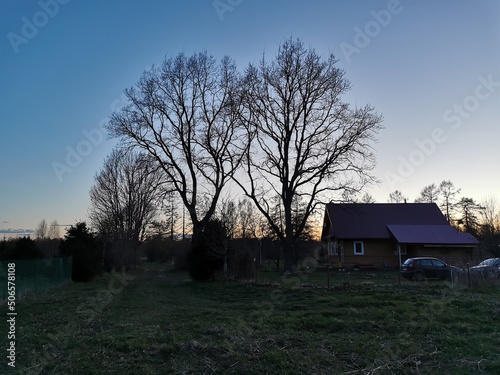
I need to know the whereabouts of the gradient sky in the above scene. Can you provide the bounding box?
[1,0,499,234]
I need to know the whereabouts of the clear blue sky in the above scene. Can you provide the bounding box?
[1,0,499,234]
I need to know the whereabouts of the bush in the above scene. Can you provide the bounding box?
[143,237,173,263]
[0,237,43,260]
[188,220,227,281]
[172,240,191,270]
[60,222,102,282]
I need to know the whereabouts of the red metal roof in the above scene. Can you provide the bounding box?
[323,203,450,239]
[387,224,479,246]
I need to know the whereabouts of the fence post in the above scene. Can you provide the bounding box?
[467,263,470,288]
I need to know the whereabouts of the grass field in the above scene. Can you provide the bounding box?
[1,262,500,374]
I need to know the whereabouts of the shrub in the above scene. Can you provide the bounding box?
[172,240,191,270]
[60,222,102,282]
[143,237,173,263]
[0,237,43,260]
[188,220,227,281]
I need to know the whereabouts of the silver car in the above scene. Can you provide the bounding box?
[469,258,500,279]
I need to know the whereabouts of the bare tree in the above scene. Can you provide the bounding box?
[234,38,383,272]
[48,220,60,239]
[219,198,238,239]
[160,191,179,240]
[480,195,500,232]
[89,149,164,268]
[237,198,258,238]
[480,195,500,256]
[438,180,461,222]
[415,184,440,203]
[36,219,49,240]
[106,52,244,248]
[360,193,376,203]
[388,190,407,203]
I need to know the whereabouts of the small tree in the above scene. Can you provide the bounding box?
[188,219,228,281]
[35,219,49,240]
[415,184,440,203]
[48,220,60,239]
[388,190,407,203]
[89,149,164,269]
[438,180,461,222]
[479,196,500,257]
[360,193,376,203]
[60,222,102,282]
[219,198,238,239]
[237,198,258,238]
[456,198,483,237]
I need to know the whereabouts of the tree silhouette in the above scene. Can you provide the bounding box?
[415,184,440,203]
[438,180,461,222]
[234,38,382,272]
[89,149,163,269]
[60,222,102,281]
[456,197,483,237]
[388,190,407,203]
[106,52,244,250]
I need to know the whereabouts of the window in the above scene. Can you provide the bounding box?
[418,259,433,267]
[327,240,338,256]
[431,259,446,268]
[353,241,364,255]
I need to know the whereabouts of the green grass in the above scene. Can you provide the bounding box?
[1,262,499,374]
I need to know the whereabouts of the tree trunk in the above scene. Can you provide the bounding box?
[190,222,202,252]
[282,237,296,274]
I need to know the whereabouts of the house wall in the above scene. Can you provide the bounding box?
[340,239,400,269]
[330,240,475,269]
[405,245,473,267]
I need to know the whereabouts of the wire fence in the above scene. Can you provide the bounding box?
[0,257,72,301]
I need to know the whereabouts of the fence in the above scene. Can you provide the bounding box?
[0,257,72,301]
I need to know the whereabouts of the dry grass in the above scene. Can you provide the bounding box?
[1,262,499,374]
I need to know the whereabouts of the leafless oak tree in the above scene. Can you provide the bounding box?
[234,38,383,272]
[106,52,244,247]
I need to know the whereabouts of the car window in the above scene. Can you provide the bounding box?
[403,259,413,265]
[419,259,433,266]
[431,260,446,267]
[480,259,494,266]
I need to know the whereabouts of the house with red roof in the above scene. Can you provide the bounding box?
[321,203,478,269]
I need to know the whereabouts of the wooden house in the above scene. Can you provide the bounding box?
[321,203,478,269]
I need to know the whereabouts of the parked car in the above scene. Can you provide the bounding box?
[401,257,462,281]
[469,258,500,279]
